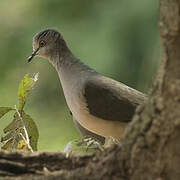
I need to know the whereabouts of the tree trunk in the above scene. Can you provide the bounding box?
[1,0,180,179]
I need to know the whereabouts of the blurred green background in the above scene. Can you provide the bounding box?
[0,0,160,151]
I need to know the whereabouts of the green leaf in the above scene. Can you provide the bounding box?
[1,113,21,150]
[3,117,17,133]
[18,73,39,111]
[1,131,13,142]
[1,73,39,151]
[21,111,39,151]
[0,107,14,119]
[1,111,39,151]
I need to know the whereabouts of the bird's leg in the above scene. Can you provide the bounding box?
[104,136,120,148]
[77,136,104,151]
[63,136,104,155]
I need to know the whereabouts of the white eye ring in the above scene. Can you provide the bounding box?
[39,40,46,47]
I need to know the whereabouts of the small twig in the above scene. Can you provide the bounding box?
[14,105,33,152]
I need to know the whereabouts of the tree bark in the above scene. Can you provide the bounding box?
[1,0,180,179]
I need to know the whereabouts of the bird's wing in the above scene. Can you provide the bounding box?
[83,74,147,122]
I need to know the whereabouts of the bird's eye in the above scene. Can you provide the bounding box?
[39,40,46,47]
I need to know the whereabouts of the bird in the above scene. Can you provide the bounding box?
[28,29,147,144]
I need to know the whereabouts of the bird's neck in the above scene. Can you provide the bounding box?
[50,50,77,71]
[50,48,95,75]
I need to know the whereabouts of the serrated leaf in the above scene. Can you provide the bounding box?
[18,73,39,111]
[0,107,14,119]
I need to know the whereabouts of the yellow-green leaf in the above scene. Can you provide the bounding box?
[18,73,38,111]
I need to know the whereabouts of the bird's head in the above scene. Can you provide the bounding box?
[28,29,68,63]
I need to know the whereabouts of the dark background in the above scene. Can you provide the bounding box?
[0,0,159,151]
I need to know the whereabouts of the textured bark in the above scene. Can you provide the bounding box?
[1,0,180,179]
[128,0,180,179]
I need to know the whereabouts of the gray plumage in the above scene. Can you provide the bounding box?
[28,29,147,143]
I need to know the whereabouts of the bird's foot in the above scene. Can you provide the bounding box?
[104,136,120,148]
[63,136,104,157]
[77,136,104,151]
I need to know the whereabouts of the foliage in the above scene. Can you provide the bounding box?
[18,73,38,111]
[0,74,39,152]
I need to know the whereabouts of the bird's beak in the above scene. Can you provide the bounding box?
[28,48,40,63]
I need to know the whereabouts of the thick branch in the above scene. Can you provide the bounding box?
[0,146,127,180]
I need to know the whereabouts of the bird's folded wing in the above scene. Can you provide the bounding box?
[83,74,147,122]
